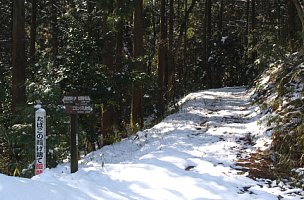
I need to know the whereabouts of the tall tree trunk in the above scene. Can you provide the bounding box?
[147,3,157,74]
[218,0,223,35]
[287,0,296,52]
[167,0,175,103]
[102,103,114,145]
[182,0,188,92]
[85,0,97,152]
[245,0,250,64]
[157,0,168,117]
[205,0,212,88]
[215,0,224,87]
[12,0,26,110]
[29,0,37,63]
[102,2,116,145]
[115,0,125,133]
[174,0,197,94]
[101,46,115,143]
[101,13,115,143]
[131,0,144,130]
[251,0,257,61]
[291,0,304,47]
[115,0,124,70]
[29,0,37,80]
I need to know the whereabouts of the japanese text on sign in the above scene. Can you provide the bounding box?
[35,107,46,175]
[62,95,93,115]
[62,96,91,105]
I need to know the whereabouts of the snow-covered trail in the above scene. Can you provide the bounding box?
[1,87,303,200]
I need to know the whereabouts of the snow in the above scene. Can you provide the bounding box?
[221,36,228,44]
[0,87,303,200]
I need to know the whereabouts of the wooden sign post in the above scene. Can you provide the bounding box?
[62,95,93,173]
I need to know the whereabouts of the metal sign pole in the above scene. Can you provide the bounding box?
[35,105,46,175]
[70,114,78,173]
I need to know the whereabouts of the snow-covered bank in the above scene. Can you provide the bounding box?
[0,87,303,199]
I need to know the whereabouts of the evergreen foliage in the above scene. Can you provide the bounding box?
[0,0,303,178]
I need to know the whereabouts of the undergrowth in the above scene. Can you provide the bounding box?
[253,52,304,178]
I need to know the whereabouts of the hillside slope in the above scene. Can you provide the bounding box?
[251,55,304,183]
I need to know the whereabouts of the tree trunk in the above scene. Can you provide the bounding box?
[12,0,26,110]
[251,0,257,61]
[102,104,114,145]
[182,0,188,92]
[215,0,224,87]
[147,3,157,74]
[101,13,115,142]
[114,0,125,133]
[218,0,223,36]
[245,0,250,64]
[131,0,144,130]
[205,0,212,88]
[29,0,37,80]
[167,0,175,103]
[287,0,296,51]
[29,0,37,63]
[115,0,124,70]
[291,0,304,47]
[174,0,197,94]
[157,0,167,117]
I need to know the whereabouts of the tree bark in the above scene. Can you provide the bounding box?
[251,0,257,62]
[131,0,144,130]
[287,0,297,52]
[174,0,197,54]
[114,0,125,133]
[12,0,26,110]
[29,0,37,80]
[291,0,304,47]
[218,0,223,36]
[115,0,124,70]
[101,7,115,141]
[245,0,250,64]
[182,0,188,92]
[167,0,175,102]
[205,0,212,88]
[102,104,114,144]
[29,0,37,63]
[157,0,168,117]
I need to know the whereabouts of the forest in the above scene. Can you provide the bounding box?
[0,0,304,179]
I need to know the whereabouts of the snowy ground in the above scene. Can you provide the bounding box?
[1,87,303,200]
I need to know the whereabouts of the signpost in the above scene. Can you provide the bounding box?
[62,95,93,173]
[35,105,46,175]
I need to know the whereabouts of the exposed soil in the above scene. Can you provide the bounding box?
[237,150,289,180]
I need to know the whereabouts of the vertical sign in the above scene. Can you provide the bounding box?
[35,105,46,175]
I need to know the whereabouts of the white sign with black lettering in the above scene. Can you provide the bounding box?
[35,105,46,175]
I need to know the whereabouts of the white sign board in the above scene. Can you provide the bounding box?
[62,95,91,104]
[35,106,46,175]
